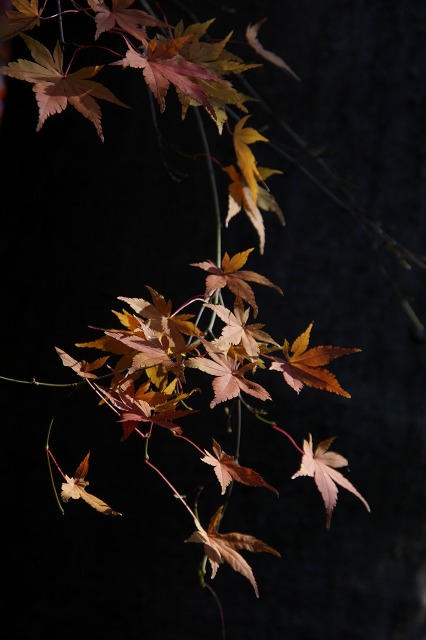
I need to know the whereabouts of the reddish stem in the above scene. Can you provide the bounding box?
[145,458,197,521]
[46,447,66,480]
[271,423,304,454]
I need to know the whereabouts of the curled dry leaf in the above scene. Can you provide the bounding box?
[61,452,121,516]
[246,18,300,81]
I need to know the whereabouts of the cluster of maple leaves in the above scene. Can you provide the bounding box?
[56,247,369,596]
[0,0,292,254]
[1,1,371,597]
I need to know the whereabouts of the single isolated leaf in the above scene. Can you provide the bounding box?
[61,452,121,515]
[201,439,278,495]
[269,322,361,397]
[186,509,281,597]
[191,248,283,317]
[246,18,300,81]
[0,34,129,140]
[292,434,370,528]
[87,0,164,43]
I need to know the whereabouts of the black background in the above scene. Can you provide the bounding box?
[1,1,425,639]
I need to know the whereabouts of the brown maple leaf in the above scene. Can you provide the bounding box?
[223,165,284,255]
[186,508,281,597]
[61,452,121,515]
[191,248,283,318]
[186,338,271,408]
[87,0,164,43]
[292,434,370,528]
[246,18,300,81]
[111,35,226,118]
[0,34,129,140]
[269,322,361,397]
[55,346,109,378]
[204,297,278,359]
[201,439,278,495]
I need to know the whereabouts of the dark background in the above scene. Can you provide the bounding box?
[1,1,425,639]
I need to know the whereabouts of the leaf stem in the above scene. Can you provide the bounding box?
[144,458,197,521]
[193,108,222,267]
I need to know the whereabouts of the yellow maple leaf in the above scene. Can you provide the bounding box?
[233,115,269,203]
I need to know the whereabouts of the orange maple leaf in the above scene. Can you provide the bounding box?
[201,439,278,495]
[186,338,271,408]
[223,164,284,254]
[87,0,164,43]
[269,322,361,397]
[191,248,283,318]
[0,34,129,140]
[292,434,370,528]
[0,0,42,42]
[61,452,121,515]
[186,508,280,597]
[246,18,300,81]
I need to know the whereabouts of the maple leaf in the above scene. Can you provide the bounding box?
[186,338,271,408]
[292,434,370,528]
[61,452,121,515]
[246,18,301,81]
[172,18,257,130]
[191,247,283,317]
[55,346,109,378]
[223,164,285,254]
[94,378,195,439]
[204,297,278,359]
[269,322,361,397]
[111,35,226,118]
[118,287,203,353]
[0,0,42,42]
[233,115,269,203]
[87,0,164,44]
[186,508,281,597]
[0,34,129,140]
[201,439,278,495]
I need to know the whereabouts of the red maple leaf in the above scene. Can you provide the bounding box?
[112,35,226,117]
[191,248,282,318]
[94,378,195,439]
[201,439,278,495]
[0,33,128,140]
[87,0,164,43]
[292,434,370,528]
